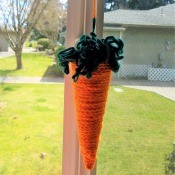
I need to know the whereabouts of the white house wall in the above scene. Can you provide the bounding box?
[103,30,121,39]
[104,27,175,69]
[124,27,174,68]
[104,27,175,77]
[0,33,8,52]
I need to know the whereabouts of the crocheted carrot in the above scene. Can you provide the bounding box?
[70,63,111,169]
[57,0,124,170]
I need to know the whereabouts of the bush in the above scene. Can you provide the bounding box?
[52,45,65,77]
[45,49,54,55]
[165,142,175,175]
[29,43,32,47]
[25,41,30,47]
[31,41,38,48]
[36,44,44,51]
[37,38,52,50]
[25,41,38,48]
[46,49,64,77]
[54,45,65,56]
[51,62,64,77]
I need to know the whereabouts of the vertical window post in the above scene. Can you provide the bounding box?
[62,0,104,174]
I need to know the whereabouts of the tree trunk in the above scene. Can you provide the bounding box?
[15,47,23,70]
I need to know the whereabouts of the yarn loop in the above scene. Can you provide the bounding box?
[57,32,124,82]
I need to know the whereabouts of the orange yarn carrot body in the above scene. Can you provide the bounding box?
[70,63,111,170]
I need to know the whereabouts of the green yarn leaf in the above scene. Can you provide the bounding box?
[57,32,124,82]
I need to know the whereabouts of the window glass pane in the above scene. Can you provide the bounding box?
[98,1,175,174]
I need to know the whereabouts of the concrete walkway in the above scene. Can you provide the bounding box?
[112,78,175,101]
[0,47,36,58]
[0,51,15,58]
[0,76,63,84]
[0,76,175,101]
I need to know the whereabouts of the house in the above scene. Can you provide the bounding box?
[103,4,175,81]
[0,31,8,52]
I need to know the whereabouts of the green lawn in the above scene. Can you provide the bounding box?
[0,84,174,175]
[0,53,62,77]
[98,86,175,175]
[0,83,64,175]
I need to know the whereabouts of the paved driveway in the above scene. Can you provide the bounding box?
[112,78,175,101]
[0,47,36,58]
[0,51,14,58]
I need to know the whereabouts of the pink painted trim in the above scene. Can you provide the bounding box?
[62,0,85,174]
[62,0,104,174]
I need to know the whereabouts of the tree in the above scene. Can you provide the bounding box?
[0,0,50,69]
[105,0,128,11]
[105,0,175,11]
[164,0,175,4]
[29,29,46,41]
[130,0,165,10]
[35,0,67,49]
[127,0,139,9]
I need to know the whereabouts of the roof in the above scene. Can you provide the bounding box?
[104,4,175,28]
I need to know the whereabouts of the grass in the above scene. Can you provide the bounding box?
[0,84,174,175]
[0,53,63,77]
[98,86,175,175]
[0,83,64,175]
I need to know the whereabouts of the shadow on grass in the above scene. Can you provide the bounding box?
[3,86,14,91]
[0,83,21,92]
[42,64,64,78]
[0,69,17,77]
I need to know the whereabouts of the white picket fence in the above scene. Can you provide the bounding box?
[119,64,175,81]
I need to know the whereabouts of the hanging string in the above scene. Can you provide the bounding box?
[93,0,97,18]
[92,0,97,33]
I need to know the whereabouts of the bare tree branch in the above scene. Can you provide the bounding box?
[0,0,51,69]
[35,0,67,48]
